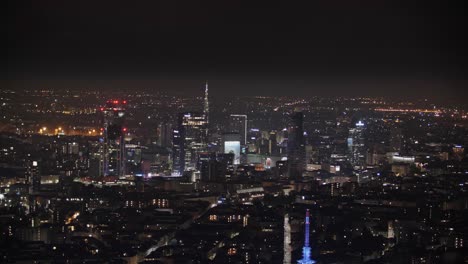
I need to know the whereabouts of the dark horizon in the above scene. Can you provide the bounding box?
[3,78,466,105]
[6,1,468,102]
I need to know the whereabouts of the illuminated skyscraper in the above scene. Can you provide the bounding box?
[203,81,209,141]
[347,121,366,169]
[204,81,209,125]
[26,160,40,194]
[172,85,210,175]
[172,112,207,175]
[172,127,184,175]
[102,100,127,176]
[298,209,315,264]
[287,109,305,180]
[25,159,40,213]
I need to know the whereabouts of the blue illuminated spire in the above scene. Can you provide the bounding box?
[298,209,315,264]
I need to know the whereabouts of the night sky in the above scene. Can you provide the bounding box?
[6,1,468,101]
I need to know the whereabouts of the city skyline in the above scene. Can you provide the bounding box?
[3,79,468,105]
[3,1,468,263]
[1,80,467,263]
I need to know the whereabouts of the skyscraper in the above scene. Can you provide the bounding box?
[25,159,40,213]
[287,109,305,180]
[203,81,209,133]
[347,121,366,169]
[199,154,218,182]
[172,112,208,175]
[172,84,210,175]
[229,114,248,146]
[157,123,173,148]
[298,209,315,264]
[102,100,127,176]
[389,125,402,152]
[172,127,184,175]
[26,160,40,194]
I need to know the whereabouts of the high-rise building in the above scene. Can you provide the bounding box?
[172,127,184,175]
[25,159,40,213]
[287,109,305,180]
[298,209,315,264]
[88,156,103,178]
[125,143,142,175]
[89,141,104,178]
[203,82,209,136]
[200,159,218,182]
[172,84,210,175]
[229,114,247,146]
[102,100,127,176]
[172,112,208,175]
[26,160,40,194]
[157,123,172,148]
[268,130,278,155]
[389,125,402,152]
[347,121,366,169]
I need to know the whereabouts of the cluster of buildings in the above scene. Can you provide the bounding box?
[0,86,467,263]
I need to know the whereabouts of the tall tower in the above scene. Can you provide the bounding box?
[102,100,127,176]
[203,81,209,125]
[229,114,248,146]
[172,112,208,175]
[298,209,315,264]
[25,159,40,213]
[288,109,305,180]
[347,120,366,169]
[172,126,184,175]
[26,160,40,194]
[157,123,173,148]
